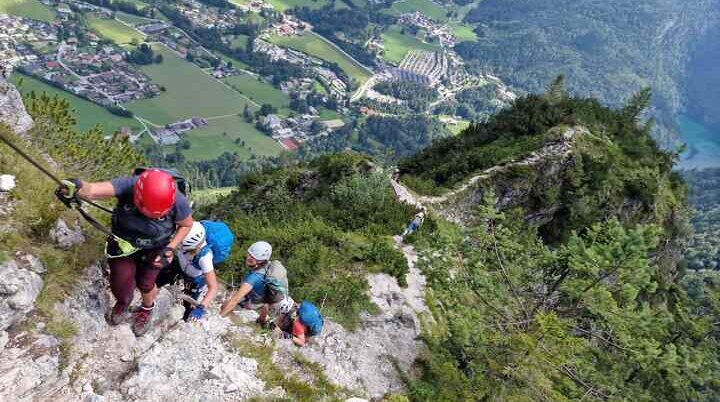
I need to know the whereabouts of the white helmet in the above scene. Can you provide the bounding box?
[272,296,295,315]
[182,222,206,251]
[248,241,272,261]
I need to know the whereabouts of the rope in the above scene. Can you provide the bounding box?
[0,131,115,225]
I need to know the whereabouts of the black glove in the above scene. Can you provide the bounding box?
[55,178,82,207]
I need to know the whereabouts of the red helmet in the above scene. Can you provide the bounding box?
[133,169,176,219]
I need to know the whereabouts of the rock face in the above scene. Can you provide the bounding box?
[278,237,428,399]
[0,332,61,401]
[121,316,266,402]
[50,219,86,250]
[0,259,43,332]
[0,76,33,135]
[0,174,15,192]
[44,264,269,402]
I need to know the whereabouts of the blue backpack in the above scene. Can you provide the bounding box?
[297,301,324,336]
[194,220,234,265]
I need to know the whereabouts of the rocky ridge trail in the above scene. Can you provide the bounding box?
[398,126,588,226]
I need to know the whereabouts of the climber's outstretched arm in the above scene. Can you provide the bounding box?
[220,282,253,317]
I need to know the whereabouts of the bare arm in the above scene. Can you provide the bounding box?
[292,333,306,347]
[201,271,219,308]
[77,181,116,200]
[220,282,253,317]
[167,215,194,250]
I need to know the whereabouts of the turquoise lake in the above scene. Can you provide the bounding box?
[677,115,720,170]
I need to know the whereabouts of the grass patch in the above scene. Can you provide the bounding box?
[449,23,477,42]
[0,0,55,21]
[313,80,328,94]
[9,72,141,135]
[438,115,470,135]
[382,0,449,21]
[46,317,79,370]
[231,337,350,402]
[87,15,145,44]
[114,11,157,26]
[318,108,342,120]
[381,25,441,65]
[230,34,250,49]
[270,33,371,84]
[223,74,291,113]
[265,0,328,12]
[183,115,281,161]
[192,187,235,208]
[127,45,256,124]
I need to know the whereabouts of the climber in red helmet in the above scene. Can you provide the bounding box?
[57,169,194,336]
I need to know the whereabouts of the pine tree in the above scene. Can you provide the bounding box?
[622,87,652,121]
[545,74,567,105]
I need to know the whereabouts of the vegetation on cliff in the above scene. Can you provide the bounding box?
[204,152,414,326]
[683,168,720,270]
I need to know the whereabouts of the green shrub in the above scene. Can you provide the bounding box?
[204,153,415,326]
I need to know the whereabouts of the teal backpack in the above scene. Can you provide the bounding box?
[297,301,324,336]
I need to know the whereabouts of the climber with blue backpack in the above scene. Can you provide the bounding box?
[268,296,324,346]
[155,220,234,321]
[219,241,289,325]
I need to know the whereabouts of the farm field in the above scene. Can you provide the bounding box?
[127,45,255,124]
[382,0,448,21]
[87,16,145,44]
[318,108,342,120]
[9,73,142,134]
[381,25,441,64]
[270,33,371,84]
[266,0,328,12]
[193,187,235,207]
[114,11,157,26]
[0,0,55,21]
[441,116,471,135]
[223,74,290,113]
[183,115,281,161]
[449,23,477,42]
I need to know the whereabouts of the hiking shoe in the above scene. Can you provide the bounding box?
[132,304,154,337]
[107,303,127,326]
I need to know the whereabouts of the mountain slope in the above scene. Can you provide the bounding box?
[456,0,720,143]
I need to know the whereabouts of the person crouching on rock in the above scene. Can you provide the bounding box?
[155,221,219,322]
[268,296,324,347]
[57,169,193,336]
[219,241,288,325]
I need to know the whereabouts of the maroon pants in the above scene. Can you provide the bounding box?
[108,248,163,309]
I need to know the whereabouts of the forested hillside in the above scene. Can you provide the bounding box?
[684,168,720,270]
[396,81,720,402]
[455,0,720,143]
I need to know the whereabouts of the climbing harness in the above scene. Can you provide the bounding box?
[0,132,138,257]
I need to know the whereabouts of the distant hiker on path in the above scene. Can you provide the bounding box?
[268,296,324,347]
[219,241,289,325]
[156,220,234,322]
[401,207,426,239]
[57,169,194,336]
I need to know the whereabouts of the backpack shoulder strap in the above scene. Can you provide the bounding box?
[192,245,211,267]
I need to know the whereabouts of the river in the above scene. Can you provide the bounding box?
[677,115,720,170]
